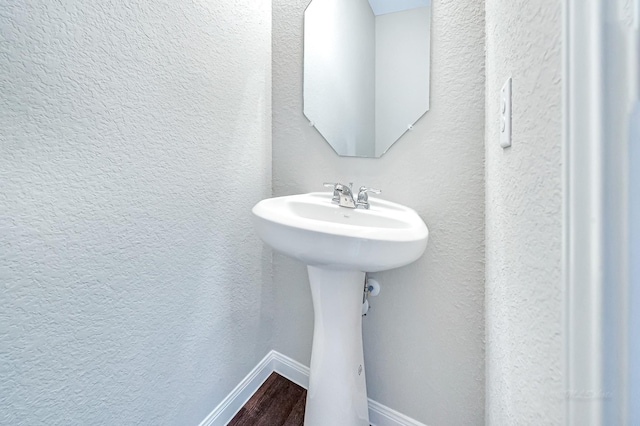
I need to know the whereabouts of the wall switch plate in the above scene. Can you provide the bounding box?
[500,77,512,148]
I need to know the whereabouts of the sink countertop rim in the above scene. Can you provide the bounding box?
[252,192,428,242]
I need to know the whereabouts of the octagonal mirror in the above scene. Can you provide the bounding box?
[304,0,431,158]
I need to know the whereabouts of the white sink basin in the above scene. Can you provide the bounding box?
[252,192,428,272]
[252,191,429,426]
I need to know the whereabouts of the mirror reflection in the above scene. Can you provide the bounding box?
[304,0,431,158]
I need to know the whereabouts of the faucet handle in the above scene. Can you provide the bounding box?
[324,182,353,189]
[323,182,343,203]
[358,186,381,197]
[356,186,381,209]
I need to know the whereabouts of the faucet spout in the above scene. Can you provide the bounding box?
[336,184,356,208]
[323,182,357,208]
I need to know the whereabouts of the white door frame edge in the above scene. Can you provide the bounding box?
[564,0,637,424]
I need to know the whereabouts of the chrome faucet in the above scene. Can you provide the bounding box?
[324,182,356,208]
[323,183,381,209]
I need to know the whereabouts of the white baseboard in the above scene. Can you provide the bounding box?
[197,351,275,426]
[367,399,429,426]
[271,350,310,389]
[198,350,428,426]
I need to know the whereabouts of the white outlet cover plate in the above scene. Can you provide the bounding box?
[500,77,512,148]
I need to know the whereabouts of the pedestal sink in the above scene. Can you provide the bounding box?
[252,192,428,426]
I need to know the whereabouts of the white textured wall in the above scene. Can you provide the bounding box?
[0,1,271,424]
[485,0,563,424]
[273,0,485,424]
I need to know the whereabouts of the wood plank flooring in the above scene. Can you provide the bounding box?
[227,372,307,426]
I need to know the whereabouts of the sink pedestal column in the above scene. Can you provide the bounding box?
[304,266,369,426]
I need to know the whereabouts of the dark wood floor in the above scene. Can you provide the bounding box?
[228,372,307,426]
